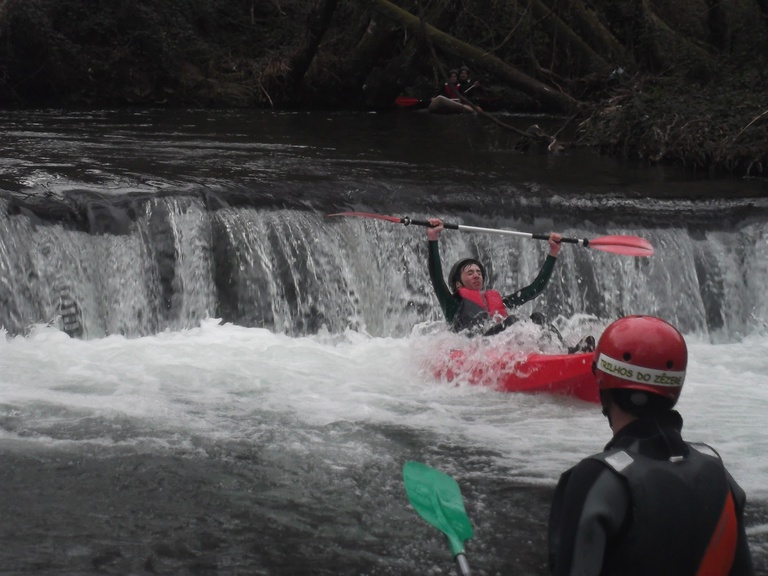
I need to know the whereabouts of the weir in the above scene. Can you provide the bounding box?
[1,192,766,341]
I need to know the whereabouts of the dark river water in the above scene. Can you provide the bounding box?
[1,108,767,575]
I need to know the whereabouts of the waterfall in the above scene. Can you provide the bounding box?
[1,195,766,341]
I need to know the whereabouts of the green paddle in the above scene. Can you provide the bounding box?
[403,461,474,576]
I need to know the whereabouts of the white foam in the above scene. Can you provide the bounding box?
[1,320,766,500]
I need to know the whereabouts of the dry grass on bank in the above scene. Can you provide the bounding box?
[579,73,768,178]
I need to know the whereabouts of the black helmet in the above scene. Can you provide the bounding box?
[448,258,485,292]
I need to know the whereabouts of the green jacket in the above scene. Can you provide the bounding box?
[427,239,557,332]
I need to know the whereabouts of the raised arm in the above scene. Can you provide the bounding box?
[426,219,455,321]
[502,232,561,308]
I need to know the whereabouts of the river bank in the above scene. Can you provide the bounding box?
[0,0,766,180]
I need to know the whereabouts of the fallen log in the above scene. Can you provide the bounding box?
[373,0,582,114]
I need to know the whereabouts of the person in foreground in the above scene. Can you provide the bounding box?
[426,217,593,351]
[548,315,754,575]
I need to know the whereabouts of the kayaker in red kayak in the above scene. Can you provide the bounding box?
[548,315,754,575]
[429,69,477,114]
[457,65,481,97]
[426,217,593,350]
[442,69,461,98]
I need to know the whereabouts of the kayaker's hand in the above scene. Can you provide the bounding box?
[548,232,562,257]
[427,218,444,240]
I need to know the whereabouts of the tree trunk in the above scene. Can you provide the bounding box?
[627,0,713,73]
[373,0,581,113]
[355,4,457,110]
[336,13,404,108]
[531,0,612,76]
[715,0,768,54]
[760,0,768,28]
[545,0,628,67]
[284,0,339,102]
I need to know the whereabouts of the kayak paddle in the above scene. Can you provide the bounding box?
[326,211,654,257]
[403,461,474,576]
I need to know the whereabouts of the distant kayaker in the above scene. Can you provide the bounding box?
[442,69,461,98]
[548,315,754,575]
[457,66,480,97]
[426,217,592,350]
[428,70,476,114]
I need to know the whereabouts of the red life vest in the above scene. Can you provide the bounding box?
[443,82,460,98]
[456,287,507,320]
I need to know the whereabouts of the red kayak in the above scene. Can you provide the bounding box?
[395,95,505,111]
[434,348,599,403]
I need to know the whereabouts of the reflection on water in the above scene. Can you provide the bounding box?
[2,108,765,201]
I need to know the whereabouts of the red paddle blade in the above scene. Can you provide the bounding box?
[588,235,654,257]
[395,96,421,108]
[325,211,403,224]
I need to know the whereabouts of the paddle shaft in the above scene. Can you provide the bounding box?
[398,216,589,247]
[325,211,653,256]
[456,553,471,576]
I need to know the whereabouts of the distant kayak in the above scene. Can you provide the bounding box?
[433,348,599,403]
[395,95,504,112]
[426,95,477,114]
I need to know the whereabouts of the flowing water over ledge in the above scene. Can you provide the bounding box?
[1,109,767,574]
[2,109,767,342]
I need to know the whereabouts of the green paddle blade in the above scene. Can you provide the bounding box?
[403,461,474,557]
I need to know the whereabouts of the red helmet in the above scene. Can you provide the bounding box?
[593,316,687,405]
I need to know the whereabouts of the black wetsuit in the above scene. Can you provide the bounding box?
[427,239,557,334]
[457,79,478,97]
[548,411,754,575]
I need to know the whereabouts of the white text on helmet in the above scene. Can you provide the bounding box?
[597,353,685,388]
